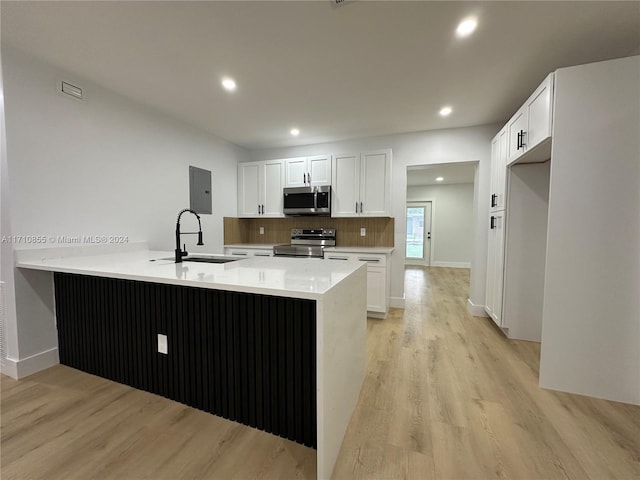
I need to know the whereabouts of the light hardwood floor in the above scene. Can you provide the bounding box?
[2,266,639,479]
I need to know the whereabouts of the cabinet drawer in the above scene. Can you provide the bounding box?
[224,247,273,257]
[229,250,250,256]
[354,254,386,267]
[324,253,356,261]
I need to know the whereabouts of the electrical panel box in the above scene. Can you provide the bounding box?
[189,166,212,214]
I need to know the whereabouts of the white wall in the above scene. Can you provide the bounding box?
[540,56,640,405]
[1,49,248,375]
[502,162,549,342]
[406,183,474,267]
[1,51,20,373]
[4,49,246,251]
[249,124,499,308]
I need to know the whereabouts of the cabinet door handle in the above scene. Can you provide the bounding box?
[303,173,307,184]
[262,205,265,214]
[490,216,496,230]
[307,172,311,184]
[355,202,359,213]
[358,258,380,263]
[327,256,349,261]
[360,201,363,213]
[491,193,497,207]
[517,130,526,150]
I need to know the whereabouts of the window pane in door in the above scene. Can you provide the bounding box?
[406,207,425,259]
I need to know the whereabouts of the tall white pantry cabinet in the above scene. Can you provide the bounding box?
[485,73,554,329]
[538,56,640,405]
[485,56,639,406]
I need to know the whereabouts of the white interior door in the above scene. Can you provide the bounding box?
[405,202,432,265]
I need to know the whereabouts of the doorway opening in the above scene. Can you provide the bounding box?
[405,162,478,269]
[405,202,432,266]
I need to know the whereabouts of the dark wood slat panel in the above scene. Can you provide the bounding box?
[53,273,317,448]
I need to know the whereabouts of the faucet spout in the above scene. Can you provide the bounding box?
[175,208,204,263]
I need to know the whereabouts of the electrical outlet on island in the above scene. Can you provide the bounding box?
[157,334,168,354]
[360,227,366,237]
[259,227,265,235]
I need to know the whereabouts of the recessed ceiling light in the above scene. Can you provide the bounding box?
[456,17,477,37]
[439,106,453,117]
[290,128,300,136]
[221,77,237,92]
[436,177,444,182]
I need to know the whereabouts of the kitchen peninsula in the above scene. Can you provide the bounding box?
[14,243,366,480]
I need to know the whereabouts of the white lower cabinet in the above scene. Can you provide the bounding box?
[224,247,273,257]
[366,266,386,313]
[485,211,506,327]
[325,251,390,317]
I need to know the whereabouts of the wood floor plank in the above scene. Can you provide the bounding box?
[2,266,639,479]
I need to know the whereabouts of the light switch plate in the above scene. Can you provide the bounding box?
[158,334,168,354]
[360,227,366,237]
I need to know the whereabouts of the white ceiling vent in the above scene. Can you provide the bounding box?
[59,80,84,101]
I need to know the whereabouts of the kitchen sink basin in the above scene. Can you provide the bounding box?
[152,256,241,264]
[183,256,239,264]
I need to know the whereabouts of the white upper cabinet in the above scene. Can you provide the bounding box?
[507,73,555,165]
[307,155,332,186]
[284,157,308,187]
[507,107,528,162]
[284,155,332,187]
[490,127,509,212]
[237,160,285,218]
[332,153,360,216]
[360,151,391,216]
[238,162,261,217]
[331,149,392,217]
[262,160,285,216]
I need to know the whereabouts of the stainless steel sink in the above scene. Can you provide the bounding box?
[183,256,239,264]
[152,256,240,264]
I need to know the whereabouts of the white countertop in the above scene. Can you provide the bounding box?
[15,247,365,300]
[324,246,394,254]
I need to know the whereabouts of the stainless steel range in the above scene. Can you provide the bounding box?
[273,228,336,258]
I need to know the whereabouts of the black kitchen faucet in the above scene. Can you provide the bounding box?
[175,208,204,263]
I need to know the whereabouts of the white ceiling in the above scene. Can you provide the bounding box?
[407,163,476,186]
[2,1,639,150]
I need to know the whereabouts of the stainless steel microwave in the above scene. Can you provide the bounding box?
[283,186,331,216]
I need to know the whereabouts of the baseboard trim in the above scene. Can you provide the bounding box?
[2,348,59,379]
[431,261,471,268]
[0,359,19,379]
[367,311,387,319]
[389,296,405,309]
[467,298,489,317]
